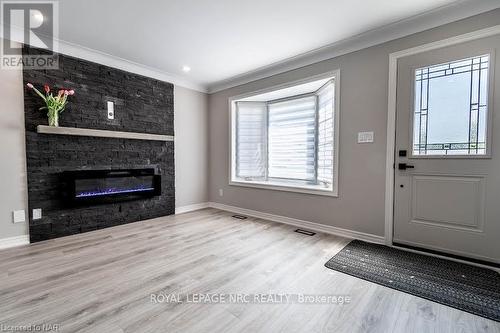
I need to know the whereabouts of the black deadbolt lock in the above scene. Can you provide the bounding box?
[399,150,407,157]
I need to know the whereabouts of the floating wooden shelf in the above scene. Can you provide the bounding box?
[36,125,174,142]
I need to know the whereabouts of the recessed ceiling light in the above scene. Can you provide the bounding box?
[182,65,191,73]
[32,11,44,25]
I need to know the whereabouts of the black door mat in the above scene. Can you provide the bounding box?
[325,240,500,322]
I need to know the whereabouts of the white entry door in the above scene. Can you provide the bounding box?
[393,35,500,264]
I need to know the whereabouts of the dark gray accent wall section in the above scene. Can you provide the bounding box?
[22,46,174,242]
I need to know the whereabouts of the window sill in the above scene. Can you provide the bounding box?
[229,180,338,197]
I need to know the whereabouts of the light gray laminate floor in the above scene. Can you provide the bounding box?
[0,208,498,333]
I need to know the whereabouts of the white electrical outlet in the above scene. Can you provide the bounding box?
[107,101,114,119]
[219,189,224,197]
[358,131,374,143]
[33,208,42,220]
[13,210,25,223]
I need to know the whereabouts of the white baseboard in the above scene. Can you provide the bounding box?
[208,202,385,244]
[175,202,210,214]
[0,235,30,250]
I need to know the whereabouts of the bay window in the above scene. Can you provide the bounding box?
[230,73,339,196]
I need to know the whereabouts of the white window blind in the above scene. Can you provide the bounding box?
[317,82,335,186]
[235,102,267,180]
[268,96,317,181]
[231,76,337,195]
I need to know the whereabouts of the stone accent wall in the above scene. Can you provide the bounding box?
[23,47,175,242]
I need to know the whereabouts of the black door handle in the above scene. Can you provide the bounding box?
[398,163,415,170]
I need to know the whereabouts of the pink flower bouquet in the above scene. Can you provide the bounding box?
[26,83,75,127]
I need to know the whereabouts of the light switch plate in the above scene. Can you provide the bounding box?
[107,101,114,120]
[33,208,42,220]
[358,131,374,143]
[13,210,25,223]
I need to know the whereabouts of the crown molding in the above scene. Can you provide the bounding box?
[4,26,208,93]
[207,0,500,93]
[5,0,499,94]
[56,39,208,93]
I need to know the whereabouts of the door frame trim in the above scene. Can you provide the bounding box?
[385,24,500,245]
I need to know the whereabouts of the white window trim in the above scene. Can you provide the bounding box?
[228,70,340,197]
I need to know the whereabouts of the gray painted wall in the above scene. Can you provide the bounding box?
[174,86,209,207]
[0,41,209,240]
[208,9,500,238]
[1,9,499,241]
[0,43,29,239]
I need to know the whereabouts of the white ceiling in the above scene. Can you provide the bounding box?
[56,0,499,92]
[238,77,332,102]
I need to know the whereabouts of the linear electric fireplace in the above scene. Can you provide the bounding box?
[62,169,161,205]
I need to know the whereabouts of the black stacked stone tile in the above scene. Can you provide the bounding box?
[22,46,175,242]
